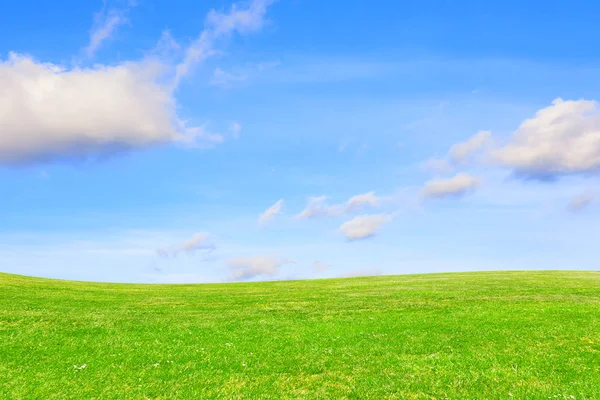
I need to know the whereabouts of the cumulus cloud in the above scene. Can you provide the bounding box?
[492,98,600,178]
[0,0,273,165]
[421,173,480,199]
[227,256,295,281]
[339,214,393,241]
[173,0,274,87]
[258,199,284,225]
[296,192,380,219]
[0,53,223,164]
[449,130,492,164]
[157,232,216,258]
[568,191,597,212]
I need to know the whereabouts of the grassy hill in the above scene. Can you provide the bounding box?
[1,270,599,399]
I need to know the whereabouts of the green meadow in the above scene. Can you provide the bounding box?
[1,270,599,399]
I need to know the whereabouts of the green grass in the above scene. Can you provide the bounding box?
[1,271,599,399]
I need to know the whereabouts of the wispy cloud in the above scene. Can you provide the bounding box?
[157,232,216,258]
[449,130,492,164]
[296,192,380,219]
[84,1,135,58]
[568,190,597,212]
[258,199,284,225]
[422,130,491,175]
[173,0,275,88]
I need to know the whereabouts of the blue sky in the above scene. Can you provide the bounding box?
[1,0,600,282]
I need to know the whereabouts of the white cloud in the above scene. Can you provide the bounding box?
[0,0,274,165]
[339,214,393,241]
[258,199,284,225]
[346,192,379,210]
[568,190,596,212]
[0,53,223,164]
[157,232,215,258]
[227,256,295,281]
[449,130,491,164]
[313,260,330,272]
[173,0,274,87]
[423,131,491,175]
[492,98,600,178]
[296,192,380,219]
[421,173,480,199]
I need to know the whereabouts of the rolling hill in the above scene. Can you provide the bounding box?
[1,270,599,399]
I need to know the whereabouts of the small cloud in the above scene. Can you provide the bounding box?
[313,260,330,272]
[179,233,213,253]
[346,192,379,211]
[339,214,393,241]
[296,192,380,219]
[421,131,490,176]
[157,232,215,258]
[227,256,295,281]
[449,130,492,164]
[568,191,596,212]
[421,173,480,199]
[258,199,284,225]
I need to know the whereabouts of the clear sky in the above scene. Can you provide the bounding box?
[1,0,600,283]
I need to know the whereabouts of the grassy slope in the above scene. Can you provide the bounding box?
[0,271,599,399]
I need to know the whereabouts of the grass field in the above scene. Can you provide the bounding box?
[1,270,599,399]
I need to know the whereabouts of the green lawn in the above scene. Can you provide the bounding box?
[0,270,599,399]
